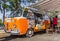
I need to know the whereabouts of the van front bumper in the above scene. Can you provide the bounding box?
[10,30,20,35]
[5,30,20,35]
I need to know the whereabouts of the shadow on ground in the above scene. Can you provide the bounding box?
[0,35,26,41]
[0,31,46,41]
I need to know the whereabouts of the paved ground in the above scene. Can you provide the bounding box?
[0,30,5,33]
[0,31,60,41]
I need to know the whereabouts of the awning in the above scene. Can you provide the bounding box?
[30,0,60,13]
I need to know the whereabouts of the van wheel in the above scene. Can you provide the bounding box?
[26,29,34,38]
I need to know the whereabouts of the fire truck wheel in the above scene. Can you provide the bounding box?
[26,28,34,38]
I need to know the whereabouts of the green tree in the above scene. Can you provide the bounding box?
[1,0,8,24]
[7,0,21,14]
[0,19,3,26]
[1,0,21,24]
[1,0,37,24]
[27,0,36,3]
[27,0,36,6]
[0,19,2,23]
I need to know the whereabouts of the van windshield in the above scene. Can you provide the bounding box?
[8,13,22,18]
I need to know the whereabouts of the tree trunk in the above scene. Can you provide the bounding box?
[3,9,5,24]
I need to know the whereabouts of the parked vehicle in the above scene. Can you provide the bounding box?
[4,7,47,37]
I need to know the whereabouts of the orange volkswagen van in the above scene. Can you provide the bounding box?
[4,8,49,37]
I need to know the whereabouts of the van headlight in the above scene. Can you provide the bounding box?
[7,20,11,22]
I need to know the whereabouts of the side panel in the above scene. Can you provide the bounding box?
[16,18,28,35]
[34,24,46,32]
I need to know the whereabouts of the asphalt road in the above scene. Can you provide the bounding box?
[0,32,60,41]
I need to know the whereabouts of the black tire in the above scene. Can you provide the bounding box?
[26,28,34,38]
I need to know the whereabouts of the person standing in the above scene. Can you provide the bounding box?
[50,17,53,28]
[53,16,58,33]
